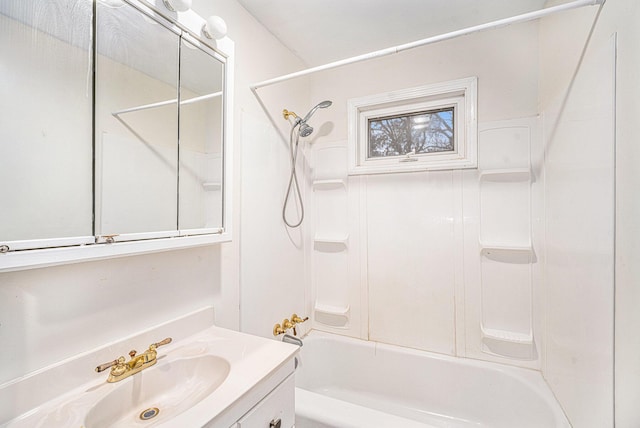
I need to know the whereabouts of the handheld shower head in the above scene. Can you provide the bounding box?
[282,100,331,138]
[299,123,314,137]
[301,100,332,123]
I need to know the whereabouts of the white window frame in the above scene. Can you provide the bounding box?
[348,77,478,175]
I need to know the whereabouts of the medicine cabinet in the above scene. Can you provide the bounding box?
[0,0,234,271]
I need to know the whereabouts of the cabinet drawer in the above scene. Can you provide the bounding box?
[237,374,295,428]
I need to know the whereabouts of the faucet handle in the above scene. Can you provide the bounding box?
[95,356,124,373]
[282,318,295,330]
[273,323,285,336]
[282,318,298,336]
[151,337,172,349]
[291,314,308,324]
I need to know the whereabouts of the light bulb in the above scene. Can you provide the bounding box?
[162,0,191,12]
[202,15,227,40]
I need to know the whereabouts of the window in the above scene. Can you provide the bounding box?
[348,77,477,175]
[368,107,455,158]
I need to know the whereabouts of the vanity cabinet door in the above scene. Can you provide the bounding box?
[237,374,295,428]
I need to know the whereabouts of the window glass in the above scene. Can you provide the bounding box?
[368,108,455,159]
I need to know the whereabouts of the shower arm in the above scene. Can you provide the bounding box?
[283,109,300,123]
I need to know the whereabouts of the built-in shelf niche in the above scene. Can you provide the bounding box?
[481,325,534,360]
[314,302,350,328]
[202,182,221,191]
[480,244,532,254]
[478,119,537,361]
[312,179,346,190]
[481,325,533,345]
[479,168,531,182]
[309,142,353,336]
[314,235,349,246]
[480,244,535,265]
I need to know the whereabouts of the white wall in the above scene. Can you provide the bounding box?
[311,24,539,140]
[608,1,640,426]
[189,0,311,339]
[540,1,639,427]
[0,246,222,384]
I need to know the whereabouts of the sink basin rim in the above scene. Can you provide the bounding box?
[83,354,231,428]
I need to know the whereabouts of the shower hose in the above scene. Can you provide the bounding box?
[282,124,304,228]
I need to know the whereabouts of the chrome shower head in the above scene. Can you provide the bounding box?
[301,100,332,124]
[284,100,332,138]
[294,100,332,137]
[299,123,314,137]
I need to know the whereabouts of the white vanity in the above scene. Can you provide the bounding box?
[0,307,298,427]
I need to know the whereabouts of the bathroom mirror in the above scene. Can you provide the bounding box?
[0,0,232,266]
[0,0,94,244]
[95,0,180,238]
[178,36,225,232]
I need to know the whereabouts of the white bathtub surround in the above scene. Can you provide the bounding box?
[539,5,616,427]
[0,307,298,427]
[295,331,570,428]
[304,19,543,366]
[306,115,544,369]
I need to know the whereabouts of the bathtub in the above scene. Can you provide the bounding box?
[294,331,570,428]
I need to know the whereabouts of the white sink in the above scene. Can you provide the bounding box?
[84,355,230,427]
[1,321,298,428]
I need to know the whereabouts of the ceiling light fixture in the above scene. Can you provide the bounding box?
[202,15,228,40]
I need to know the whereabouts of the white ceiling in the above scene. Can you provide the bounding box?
[237,0,548,66]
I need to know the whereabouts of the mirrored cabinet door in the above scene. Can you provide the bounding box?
[178,37,225,232]
[94,1,180,237]
[0,0,93,244]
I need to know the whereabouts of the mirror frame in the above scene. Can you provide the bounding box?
[0,0,234,272]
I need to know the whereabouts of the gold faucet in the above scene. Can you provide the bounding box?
[273,323,286,336]
[95,337,172,383]
[282,318,295,331]
[273,314,309,336]
[291,313,308,324]
[273,319,296,336]
[290,313,309,336]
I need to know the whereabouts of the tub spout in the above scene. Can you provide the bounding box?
[282,334,303,347]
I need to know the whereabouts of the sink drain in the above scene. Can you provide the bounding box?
[139,407,160,421]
